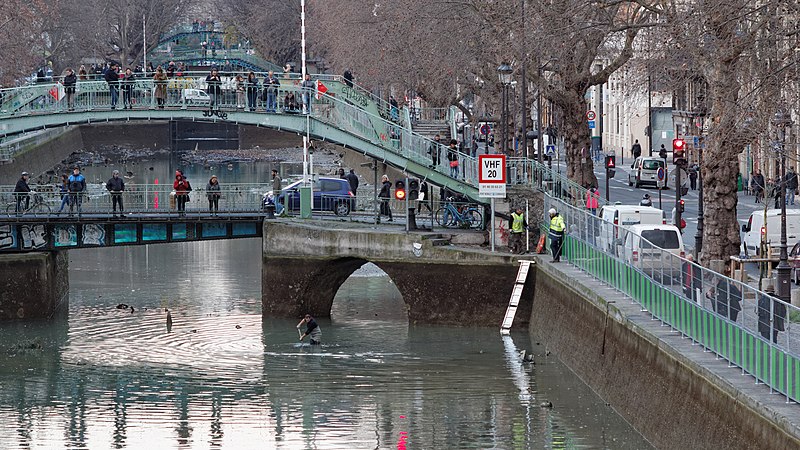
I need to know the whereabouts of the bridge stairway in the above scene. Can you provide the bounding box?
[420,233,451,246]
[412,120,451,141]
[500,260,533,334]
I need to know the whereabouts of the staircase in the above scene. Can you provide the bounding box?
[500,260,533,334]
[412,120,451,142]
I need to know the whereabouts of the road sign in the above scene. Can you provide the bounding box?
[693,136,699,147]
[588,120,596,129]
[656,167,666,188]
[545,144,556,156]
[586,110,596,121]
[478,154,507,198]
[480,124,491,135]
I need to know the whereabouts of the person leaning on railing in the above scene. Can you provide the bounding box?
[153,67,167,109]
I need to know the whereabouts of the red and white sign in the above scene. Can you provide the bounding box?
[586,110,596,121]
[478,154,506,198]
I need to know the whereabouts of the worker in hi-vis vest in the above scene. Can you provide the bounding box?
[508,206,528,254]
[548,208,566,262]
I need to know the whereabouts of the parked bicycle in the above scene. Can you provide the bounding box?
[435,198,482,228]
[6,191,52,215]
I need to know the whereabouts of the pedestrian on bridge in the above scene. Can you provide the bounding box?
[57,174,69,212]
[106,170,125,217]
[153,67,167,109]
[428,135,442,168]
[206,68,222,109]
[68,167,86,215]
[207,175,221,215]
[246,72,259,111]
[173,170,192,216]
[263,71,280,112]
[447,139,459,178]
[63,68,77,111]
[379,174,393,222]
[301,74,316,114]
[548,208,565,262]
[13,172,31,214]
[105,63,120,109]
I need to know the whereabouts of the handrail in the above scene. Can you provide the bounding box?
[543,192,800,403]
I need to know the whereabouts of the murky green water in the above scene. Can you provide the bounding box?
[0,239,651,449]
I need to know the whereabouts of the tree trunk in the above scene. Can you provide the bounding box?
[562,91,597,188]
[701,62,741,267]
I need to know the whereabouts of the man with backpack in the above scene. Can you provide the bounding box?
[68,166,86,215]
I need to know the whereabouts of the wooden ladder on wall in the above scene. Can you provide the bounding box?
[500,260,533,335]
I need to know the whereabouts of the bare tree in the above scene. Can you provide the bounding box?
[214,0,302,67]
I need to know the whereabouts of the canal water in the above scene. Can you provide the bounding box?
[0,238,652,449]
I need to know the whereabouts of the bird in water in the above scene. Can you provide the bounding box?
[166,309,173,332]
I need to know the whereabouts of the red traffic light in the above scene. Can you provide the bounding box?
[395,189,406,200]
[605,155,616,168]
[672,139,685,150]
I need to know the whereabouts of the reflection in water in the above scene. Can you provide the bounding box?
[0,239,651,448]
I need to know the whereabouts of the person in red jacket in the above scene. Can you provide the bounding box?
[173,170,191,215]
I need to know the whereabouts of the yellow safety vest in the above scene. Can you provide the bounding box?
[511,212,525,233]
[549,214,565,237]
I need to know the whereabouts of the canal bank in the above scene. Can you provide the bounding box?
[530,256,800,449]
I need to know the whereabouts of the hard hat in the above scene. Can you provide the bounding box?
[548,208,556,215]
[21,171,29,176]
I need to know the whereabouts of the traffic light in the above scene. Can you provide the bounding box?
[672,139,686,165]
[605,154,616,178]
[408,179,419,201]
[394,180,406,200]
[678,199,685,213]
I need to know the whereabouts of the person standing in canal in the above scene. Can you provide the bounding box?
[105,170,125,217]
[206,175,221,215]
[68,166,86,215]
[379,174,393,222]
[173,170,191,215]
[297,314,321,345]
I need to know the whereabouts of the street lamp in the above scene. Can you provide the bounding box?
[692,101,707,259]
[498,63,513,155]
[536,59,557,167]
[772,106,793,304]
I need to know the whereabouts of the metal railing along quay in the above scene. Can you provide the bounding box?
[542,191,800,403]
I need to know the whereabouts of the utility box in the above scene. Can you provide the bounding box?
[300,186,312,219]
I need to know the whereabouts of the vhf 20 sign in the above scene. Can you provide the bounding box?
[478,154,507,198]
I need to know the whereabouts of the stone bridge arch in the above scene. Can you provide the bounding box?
[261,222,533,326]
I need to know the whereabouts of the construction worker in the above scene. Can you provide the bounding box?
[548,208,566,262]
[508,206,527,254]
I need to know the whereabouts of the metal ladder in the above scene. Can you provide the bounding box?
[500,260,533,334]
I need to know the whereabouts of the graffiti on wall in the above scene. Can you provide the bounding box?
[0,225,17,250]
[82,224,105,246]
[54,225,77,247]
[20,224,47,249]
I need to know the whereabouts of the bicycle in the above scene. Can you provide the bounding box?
[435,199,483,228]
[6,191,52,215]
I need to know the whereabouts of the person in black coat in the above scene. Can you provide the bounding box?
[14,171,31,213]
[206,68,222,108]
[63,69,77,110]
[345,169,359,196]
[104,63,120,109]
[378,174,393,221]
[758,285,787,344]
[706,269,742,322]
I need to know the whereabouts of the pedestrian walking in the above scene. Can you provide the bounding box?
[263,71,280,112]
[682,254,701,302]
[105,170,125,217]
[428,134,442,168]
[173,170,191,215]
[271,169,282,193]
[705,268,742,322]
[758,285,787,344]
[508,207,528,254]
[548,208,565,262]
[447,139,459,178]
[689,166,698,190]
[640,193,652,207]
[586,187,599,215]
[206,68,222,109]
[63,68,77,111]
[13,171,31,214]
[658,144,667,161]
[346,169,359,196]
[105,63,119,109]
[297,314,321,345]
[57,174,70,212]
[379,174,393,222]
[631,139,642,159]
[207,175,221,215]
[752,170,765,203]
[153,67,167,109]
[786,166,798,206]
[68,166,86,215]
[417,180,432,213]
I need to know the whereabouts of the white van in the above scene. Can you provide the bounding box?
[182,88,211,105]
[597,204,666,253]
[628,157,666,188]
[620,224,686,278]
[741,209,800,259]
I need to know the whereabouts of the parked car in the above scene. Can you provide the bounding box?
[182,88,211,105]
[597,204,666,254]
[628,157,666,188]
[740,209,800,259]
[265,177,355,216]
[620,224,686,280]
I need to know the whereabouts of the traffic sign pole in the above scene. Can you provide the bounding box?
[491,198,495,252]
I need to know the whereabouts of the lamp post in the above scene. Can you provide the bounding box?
[536,59,557,167]
[772,107,793,304]
[497,63,513,155]
[692,102,706,259]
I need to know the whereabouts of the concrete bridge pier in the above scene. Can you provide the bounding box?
[0,252,69,320]
[262,222,532,326]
